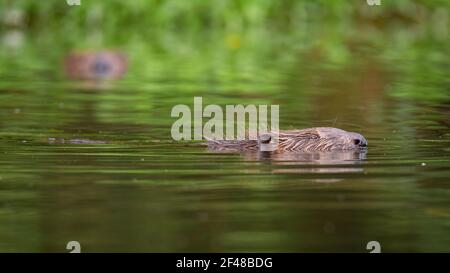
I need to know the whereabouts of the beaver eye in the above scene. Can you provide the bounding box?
[353,139,361,145]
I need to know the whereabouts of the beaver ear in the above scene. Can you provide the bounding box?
[259,133,272,144]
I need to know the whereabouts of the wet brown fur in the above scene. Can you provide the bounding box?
[206,127,367,152]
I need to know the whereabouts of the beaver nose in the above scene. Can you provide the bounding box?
[353,137,367,147]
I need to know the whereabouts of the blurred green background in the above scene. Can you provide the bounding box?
[1,0,448,101]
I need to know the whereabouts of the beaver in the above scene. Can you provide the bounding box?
[206,127,367,152]
[64,50,127,80]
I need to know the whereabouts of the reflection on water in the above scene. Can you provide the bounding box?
[232,150,366,182]
[0,2,449,253]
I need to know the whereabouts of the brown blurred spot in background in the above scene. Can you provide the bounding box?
[64,50,128,80]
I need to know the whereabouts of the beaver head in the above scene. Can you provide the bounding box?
[64,50,127,80]
[274,127,367,152]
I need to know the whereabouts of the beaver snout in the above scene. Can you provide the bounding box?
[351,133,368,148]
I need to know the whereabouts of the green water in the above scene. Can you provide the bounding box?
[0,1,449,252]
